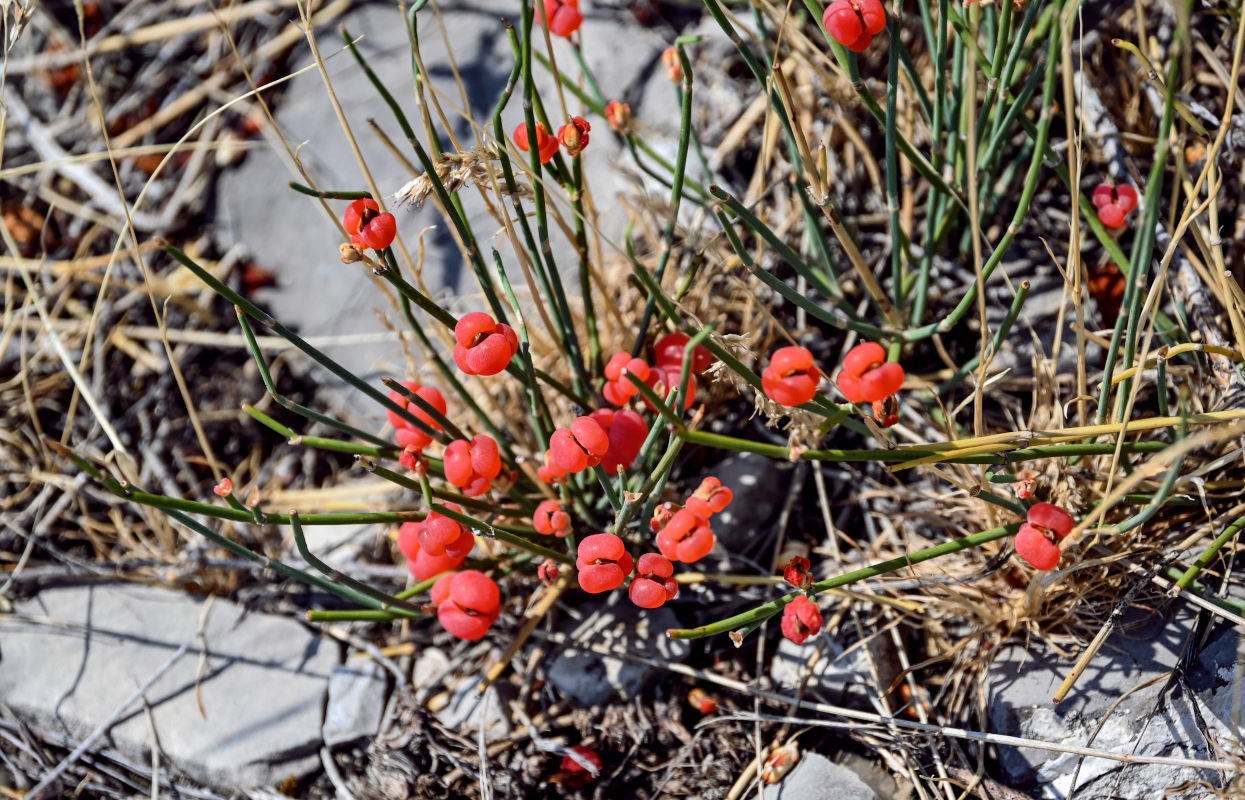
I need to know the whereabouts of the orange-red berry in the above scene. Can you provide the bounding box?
[590,408,648,474]
[549,416,610,473]
[513,121,560,163]
[629,552,678,608]
[387,379,447,450]
[342,198,397,250]
[557,116,591,158]
[576,533,634,593]
[653,332,712,373]
[762,346,820,406]
[1092,182,1138,230]
[533,499,572,537]
[655,508,715,563]
[685,476,732,517]
[823,0,885,52]
[604,100,631,132]
[782,555,813,589]
[539,0,583,37]
[602,352,651,406]
[431,570,500,640]
[453,312,518,376]
[780,595,823,645]
[444,434,502,496]
[836,342,904,404]
[1013,502,1076,570]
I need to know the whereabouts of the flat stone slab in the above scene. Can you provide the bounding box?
[985,603,1242,799]
[763,752,878,800]
[0,584,338,791]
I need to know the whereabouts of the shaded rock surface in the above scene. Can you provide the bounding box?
[547,596,690,705]
[762,752,878,800]
[985,602,1241,799]
[0,584,337,791]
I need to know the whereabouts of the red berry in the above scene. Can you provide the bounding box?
[1114,184,1139,213]
[650,502,677,532]
[644,364,696,411]
[540,0,584,37]
[782,555,812,589]
[399,519,472,581]
[432,570,500,640]
[653,332,712,372]
[823,1,863,47]
[857,0,886,34]
[1097,205,1126,229]
[387,380,447,450]
[661,47,682,82]
[1015,524,1062,570]
[604,100,631,132]
[629,553,677,608]
[1092,183,1115,208]
[416,503,470,557]
[342,198,396,250]
[655,509,715,563]
[537,449,569,484]
[537,558,560,584]
[602,352,651,406]
[512,121,560,163]
[559,745,602,785]
[688,688,718,714]
[444,434,502,496]
[453,312,518,376]
[533,499,571,537]
[557,116,591,158]
[576,533,634,593]
[762,346,820,406]
[590,408,648,474]
[780,595,823,645]
[685,476,732,517]
[549,416,610,473]
[1026,502,1075,539]
[837,342,904,403]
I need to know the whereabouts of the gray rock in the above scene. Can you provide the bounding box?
[547,597,690,706]
[763,752,878,800]
[770,635,874,707]
[708,450,792,560]
[215,1,678,421]
[322,656,388,747]
[985,603,1241,799]
[0,584,337,791]
[435,682,511,742]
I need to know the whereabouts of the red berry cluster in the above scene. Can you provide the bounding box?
[1092,182,1138,230]
[558,116,591,158]
[454,312,518,376]
[342,198,397,251]
[607,333,713,411]
[604,100,631,133]
[1014,502,1075,570]
[431,570,500,640]
[540,409,648,482]
[823,0,886,52]
[398,503,473,580]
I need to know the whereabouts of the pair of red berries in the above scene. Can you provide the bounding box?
[343,198,397,251]
[1014,502,1075,570]
[398,503,473,581]
[533,499,572,537]
[512,116,592,164]
[823,0,886,53]
[540,409,648,481]
[574,534,681,609]
[762,342,904,408]
[431,570,500,641]
[1092,182,1139,230]
[454,312,518,376]
[649,476,731,564]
